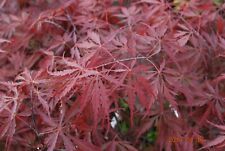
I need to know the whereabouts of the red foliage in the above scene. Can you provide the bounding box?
[0,0,225,151]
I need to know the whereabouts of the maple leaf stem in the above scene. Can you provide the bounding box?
[43,20,66,31]
[93,56,159,72]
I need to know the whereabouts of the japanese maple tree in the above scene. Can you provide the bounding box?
[0,0,225,151]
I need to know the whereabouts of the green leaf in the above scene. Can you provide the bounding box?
[145,131,157,143]
[118,121,129,134]
[213,0,224,5]
[119,98,129,110]
[163,101,170,109]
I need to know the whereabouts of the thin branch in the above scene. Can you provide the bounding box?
[92,56,160,72]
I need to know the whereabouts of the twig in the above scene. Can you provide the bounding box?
[92,56,160,72]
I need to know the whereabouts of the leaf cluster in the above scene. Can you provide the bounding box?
[0,0,225,151]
